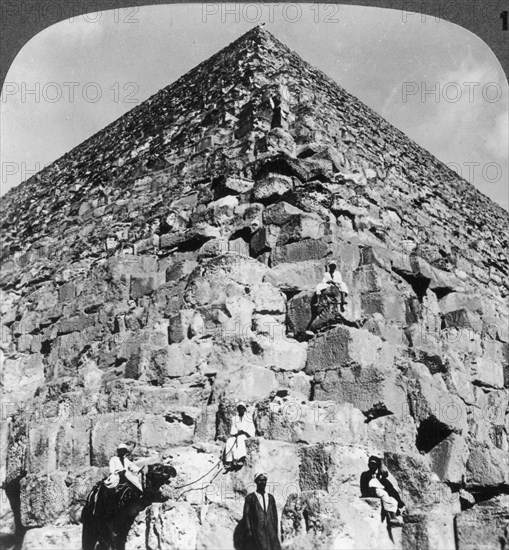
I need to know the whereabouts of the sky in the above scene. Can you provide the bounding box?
[1,3,508,210]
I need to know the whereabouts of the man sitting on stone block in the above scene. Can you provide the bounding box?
[360,456,405,527]
[223,402,255,472]
[306,261,349,335]
[315,261,349,310]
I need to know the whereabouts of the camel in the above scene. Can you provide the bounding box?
[81,463,177,550]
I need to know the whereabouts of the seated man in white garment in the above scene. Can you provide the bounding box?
[108,443,143,493]
[314,261,349,311]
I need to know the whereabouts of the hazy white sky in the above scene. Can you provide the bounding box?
[1,3,508,209]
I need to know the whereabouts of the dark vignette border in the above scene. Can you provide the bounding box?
[0,0,508,88]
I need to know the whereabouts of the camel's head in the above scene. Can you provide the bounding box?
[145,463,177,502]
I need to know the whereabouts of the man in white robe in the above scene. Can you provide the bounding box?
[315,261,349,303]
[108,443,143,492]
[223,403,255,471]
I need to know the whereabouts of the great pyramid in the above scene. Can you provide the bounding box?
[1,26,508,550]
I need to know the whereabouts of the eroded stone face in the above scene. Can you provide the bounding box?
[1,25,508,550]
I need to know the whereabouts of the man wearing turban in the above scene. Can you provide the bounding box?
[223,402,255,471]
[241,472,281,550]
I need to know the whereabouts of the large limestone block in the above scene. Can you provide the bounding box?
[216,174,255,195]
[90,412,142,466]
[25,408,90,474]
[139,409,199,449]
[0,489,15,539]
[277,212,326,246]
[467,387,508,449]
[66,466,106,524]
[272,236,331,265]
[402,510,456,550]
[360,291,408,325]
[429,433,469,485]
[146,501,199,550]
[151,340,208,380]
[126,513,148,550]
[367,413,418,455]
[406,363,468,436]
[264,260,324,293]
[168,309,197,343]
[130,272,165,299]
[312,366,407,417]
[184,272,246,308]
[252,174,293,202]
[250,225,280,257]
[438,291,484,315]
[442,350,476,404]
[163,444,226,506]
[160,225,221,250]
[249,282,286,314]
[305,326,395,373]
[256,398,368,446]
[391,253,437,296]
[198,237,229,258]
[196,503,240,550]
[1,353,44,404]
[286,290,314,336]
[275,371,312,401]
[305,327,402,415]
[281,490,402,550]
[441,308,481,331]
[262,202,305,226]
[470,348,505,389]
[21,525,81,550]
[455,496,509,550]
[20,471,70,527]
[465,443,509,489]
[214,364,279,402]
[354,263,398,294]
[200,254,268,286]
[272,237,360,269]
[384,452,457,511]
[253,335,307,372]
[299,443,371,499]
[104,254,159,280]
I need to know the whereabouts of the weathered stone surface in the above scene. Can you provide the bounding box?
[305,326,395,373]
[465,443,509,489]
[20,471,70,527]
[455,496,509,550]
[214,364,278,401]
[402,510,456,550]
[263,202,308,227]
[384,452,457,511]
[264,260,324,292]
[147,501,199,550]
[286,290,314,337]
[196,503,239,550]
[429,433,468,485]
[281,490,402,550]
[252,174,293,202]
[250,224,280,257]
[256,399,368,446]
[406,362,468,437]
[21,525,81,550]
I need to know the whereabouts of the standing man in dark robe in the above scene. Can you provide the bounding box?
[241,472,281,550]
